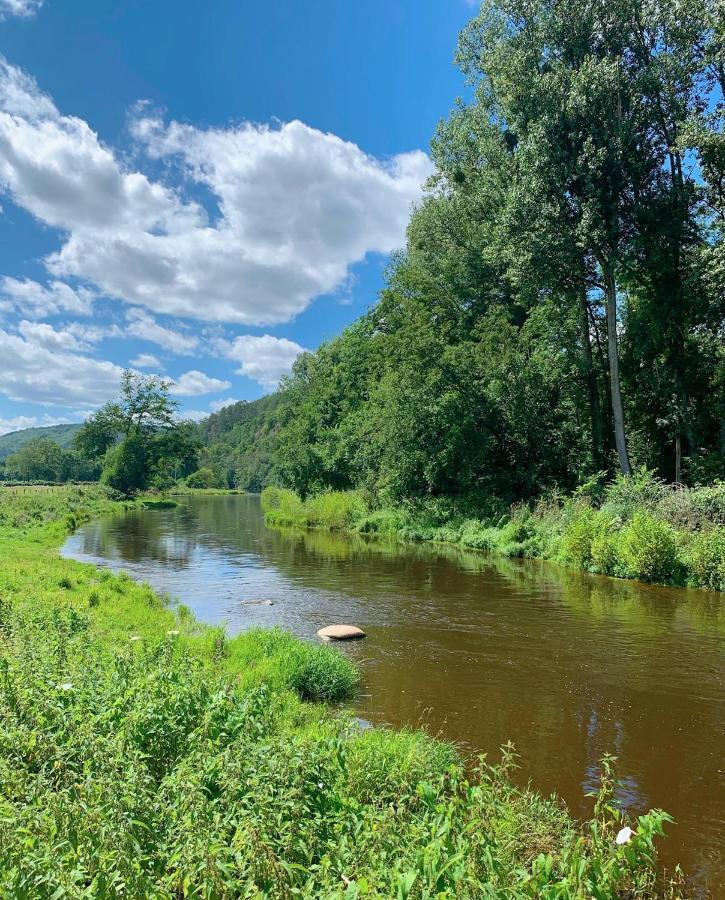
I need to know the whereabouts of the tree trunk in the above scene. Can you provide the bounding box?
[579,290,604,468]
[603,264,632,476]
[675,433,682,484]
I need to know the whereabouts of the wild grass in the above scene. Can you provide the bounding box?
[261,473,725,591]
[0,485,684,896]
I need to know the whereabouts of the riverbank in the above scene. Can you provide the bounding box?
[261,473,725,593]
[0,485,683,896]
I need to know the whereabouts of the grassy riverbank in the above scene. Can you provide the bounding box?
[262,473,725,593]
[0,485,684,896]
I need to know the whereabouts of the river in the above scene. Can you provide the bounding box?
[61,493,725,897]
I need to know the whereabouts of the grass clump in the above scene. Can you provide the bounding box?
[262,486,368,531]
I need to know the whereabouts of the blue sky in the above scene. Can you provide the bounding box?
[0,0,474,432]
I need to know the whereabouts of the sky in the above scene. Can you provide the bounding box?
[0,0,475,433]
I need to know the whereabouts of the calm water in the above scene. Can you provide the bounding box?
[62,494,725,896]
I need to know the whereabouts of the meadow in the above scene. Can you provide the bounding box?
[0,484,684,897]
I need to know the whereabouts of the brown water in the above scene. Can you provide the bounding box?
[62,494,725,896]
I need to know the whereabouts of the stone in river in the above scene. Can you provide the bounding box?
[317,624,366,641]
[241,599,274,606]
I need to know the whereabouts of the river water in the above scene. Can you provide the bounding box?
[62,493,725,896]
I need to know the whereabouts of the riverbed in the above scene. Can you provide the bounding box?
[62,493,725,896]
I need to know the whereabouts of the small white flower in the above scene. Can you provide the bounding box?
[615,826,634,845]
[57,682,74,691]
[129,635,141,642]
[317,782,324,789]
[166,630,180,637]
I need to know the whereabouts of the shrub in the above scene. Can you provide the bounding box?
[560,504,597,568]
[617,513,681,584]
[590,517,619,575]
[185,467,222,489]
[304,490,368,530]
[356,507,409,534]
[681,527,725,592]
[600,469,666,521]
[260,485,305,526]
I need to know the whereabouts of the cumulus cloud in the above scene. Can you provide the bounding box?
[217,334,306,390]
[0,277,94,318]
[130,352,162,369]
[168,370,231,397]
[124,307,198,355]
[16,319,120,351]
[0,1,43,23]
[0,326,123,407]
[0,57,431,326]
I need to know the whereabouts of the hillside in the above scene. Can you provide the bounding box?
[0,423,82,461]
[197,393,283,491]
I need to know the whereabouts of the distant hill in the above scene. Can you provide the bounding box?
[0,423,83,461]
[198,394,282,490]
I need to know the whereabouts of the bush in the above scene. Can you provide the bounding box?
[260,485,306,526]
[356,507,409,534]
[591,517,619,575]
[304,490,368,530]
[185,467,222,489]
[617,513,681,584]
[560,504,597,568]
[681,527,725,592]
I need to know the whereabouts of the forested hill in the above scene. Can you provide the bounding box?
[197,393,282,491]
[0,424,82,462]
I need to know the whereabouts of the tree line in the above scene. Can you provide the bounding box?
[269,0,723,504]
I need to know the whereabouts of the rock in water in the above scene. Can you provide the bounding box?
[317,624,366,641]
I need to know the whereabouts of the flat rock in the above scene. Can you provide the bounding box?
[241,599,274,606]
[317,624,366,641]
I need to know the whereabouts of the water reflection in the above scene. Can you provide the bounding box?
[62,494,725,897]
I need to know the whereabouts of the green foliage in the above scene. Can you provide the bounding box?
[185,466,223,489]
[261,486,368,531]
[680,528,725,593]
[196,394,282,490]
[617,513,682,584]
[101,432,149,495]
[0,423,82,462]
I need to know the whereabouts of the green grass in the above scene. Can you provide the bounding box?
[0,485,684,896]
[262,473,725,592]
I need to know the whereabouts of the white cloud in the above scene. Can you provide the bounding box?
[0,412,81,437]
[0,277,94,318]
[16,319,120,351]
[218,334,306,390]
[125,307,198,355]
[0,58,431,326]
[0,327,123,407]
[168,369,231,397]
[209,397,239,412]
[130,352,162,369]
[0,1,43,23]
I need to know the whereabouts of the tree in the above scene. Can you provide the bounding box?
[75,371,197,494]
[6,439,65,481]
[101,433,149,495]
